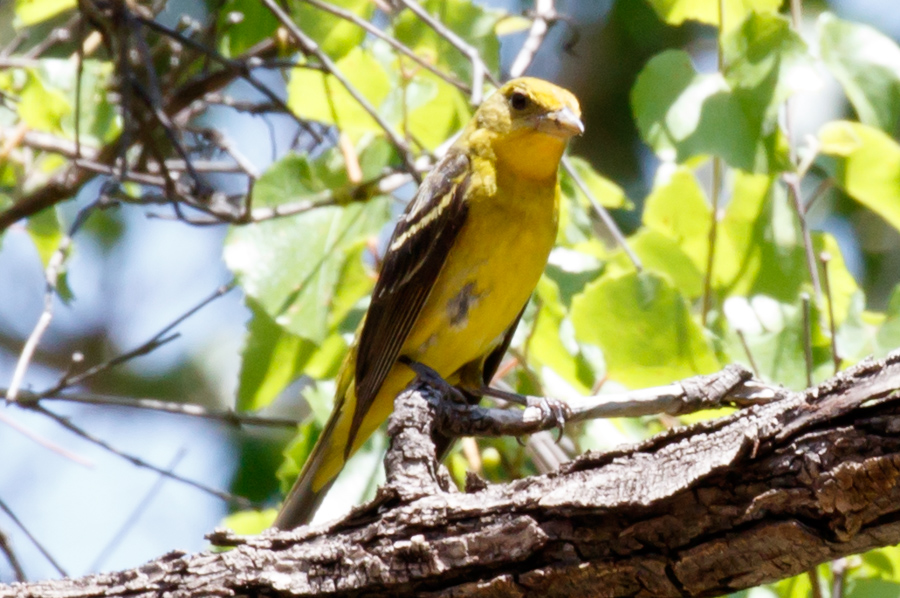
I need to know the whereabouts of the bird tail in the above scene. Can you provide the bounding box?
[273,350,357,529]
[271,413,339,529]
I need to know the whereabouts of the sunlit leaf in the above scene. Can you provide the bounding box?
[819,13,900,134]
[526,276,595,394]
[18,70,70,134]
[631,14,815,172]
[819,121,900,234]
[224,152,390,343]
[388,71,470,150]
[287,48,392,141]
[221,508,277,535]
[14,0,75,26]
[291,0,374,61]
[723,295,833,389]
[642,165,710,269]
[217,0,279,57]
[609,229,705,298]
[561,156,631,209]
[393,0,502,81]
[876,287,900,358]
[25,206,61,267]
[644,0,780,30]
[237,297,318,412]
[571,271,720,388]
[277,420,321,494]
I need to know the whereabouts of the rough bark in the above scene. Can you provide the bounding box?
[4,352,900,598]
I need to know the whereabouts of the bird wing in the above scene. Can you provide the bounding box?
[481,302,527,387]
[348,149,472,452]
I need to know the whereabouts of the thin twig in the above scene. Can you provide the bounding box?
[785,173,822,299]
[702,157,722,327]
[16,390,302,429]
[782,0,821,301]
[88,449,187,573]
[0,497,68,578]
[735,330,760,377]
[395,0,499,104]
[801,293,813,388]
[40,283,235,397]
[6,202,99,403]
[133,14,323,144]
[509,0,555,78]
[819,252,841,374]
[26,402,255,509]
[0,529,26,582]
[300,0,470,95]
[561,156,642,271]
[260,0,421,180]
[808,567,823,598]
[831,558,847,598]
[0,411,94,466]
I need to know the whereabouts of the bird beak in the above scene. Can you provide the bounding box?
[537,106,584,138]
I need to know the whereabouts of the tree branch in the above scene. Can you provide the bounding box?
[6,352,900,596]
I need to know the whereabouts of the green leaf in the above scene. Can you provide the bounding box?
[644,0,781,30]
[713,170,772,293]
[819,121,900,234]
[723,295,833,389]
[631,14,815,172]
[26,207,61,267]
[287,48,392,141]
[611,229,705,299]
[18,70,70,134]
[526,276,596,394]
[642,165,710,269]
[561,156,631,209]
[393,0,501,81]
[722,13,819,125]
[571,271,720,388]
[220,509,277,535]
[290,0,374,61]
[224,153,390,343]
[236,297,318,412]
[819,13,900,134]
[844,579,900,598]
[14,0,75,26]
[380,69,470,151]
[876,287,900,359]
[217,0,279,57]
[277,420,321,494]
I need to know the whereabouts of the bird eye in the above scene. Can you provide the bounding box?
[510,92,529,110]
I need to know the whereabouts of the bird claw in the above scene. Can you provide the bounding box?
[526,396,570,442]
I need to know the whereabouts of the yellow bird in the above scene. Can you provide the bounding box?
[274,77,583,528]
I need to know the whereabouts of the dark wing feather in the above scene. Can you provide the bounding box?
[347,150,471,454]
[481,301,527,387]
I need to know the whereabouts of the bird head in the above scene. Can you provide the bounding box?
[465,77,583,181]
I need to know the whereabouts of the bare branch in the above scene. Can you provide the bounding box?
[259,0,421,180]
[300,0,471,95]
[561,155,642,271]
[509,0,555,78]
[7,353,900,596]
[9,389,303,429]
[0,497,67,579]
[395,0,499,104]
[6,202,99,403]
[24,402,255,509]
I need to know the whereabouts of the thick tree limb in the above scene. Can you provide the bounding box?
[4,352,900,597]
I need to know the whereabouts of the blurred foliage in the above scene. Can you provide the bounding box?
[3,0,900,593]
